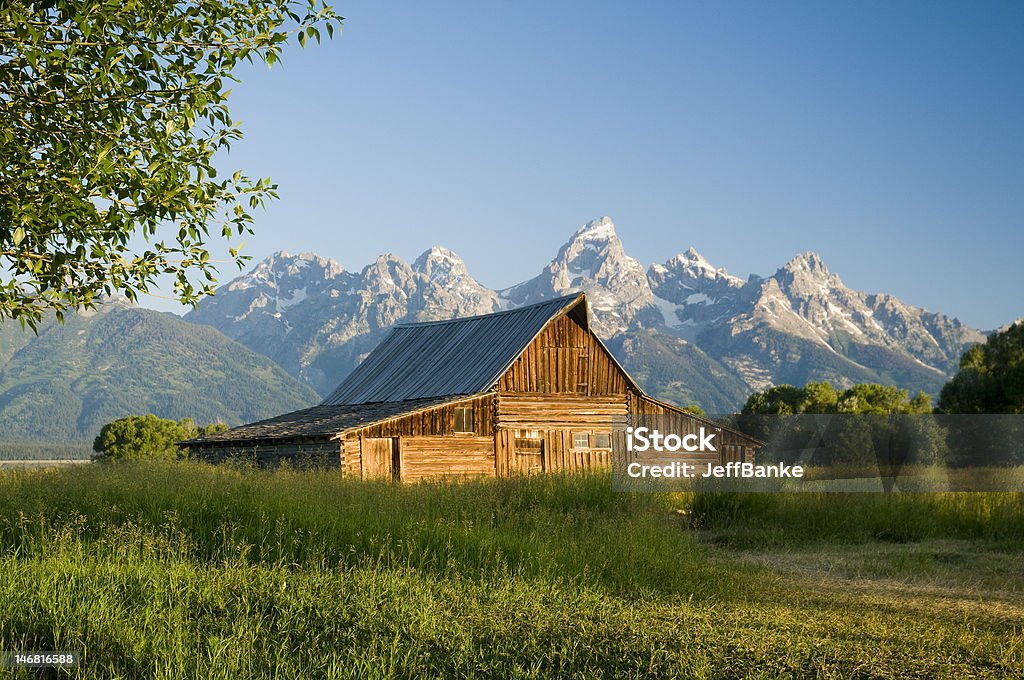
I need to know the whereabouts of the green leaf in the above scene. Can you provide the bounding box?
[12,227,26,246]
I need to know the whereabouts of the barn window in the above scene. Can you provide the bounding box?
[593,432,611,449]
[454,406,475,434]
[515,429,540,439]
[573,432,590,449]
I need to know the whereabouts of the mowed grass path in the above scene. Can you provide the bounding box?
[0,462,1022,679]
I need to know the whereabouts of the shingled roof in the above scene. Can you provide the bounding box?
[321,293,589,405]
[186,395,472,446]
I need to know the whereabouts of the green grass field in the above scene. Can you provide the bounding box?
[1,462,1022,678]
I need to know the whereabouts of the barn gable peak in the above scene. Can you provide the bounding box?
[321,293,594,406]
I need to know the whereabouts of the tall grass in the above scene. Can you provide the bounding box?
[0,462,735,598]
[689,490,1024,548]
[0,462,1021,678]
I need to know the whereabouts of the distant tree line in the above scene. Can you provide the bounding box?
[736,323,1024,467]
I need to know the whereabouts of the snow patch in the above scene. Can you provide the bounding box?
[277,286,307,310]
[651,295,682,327]
[572,216,616,241]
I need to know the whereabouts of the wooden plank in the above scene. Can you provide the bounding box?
[400,436,496,482]
[361,437,393,480]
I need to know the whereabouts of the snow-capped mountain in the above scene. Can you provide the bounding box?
[648,248,746,329]
[186,218,988,411]
[500,217,656,337]
[186,248,500,394]
[690,252,984,392]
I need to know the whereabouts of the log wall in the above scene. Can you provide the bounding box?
[399,436,496,482]
[353,395,494,438]
[339,396,498,481]
[341,437,362,477]
[494,392,628,475]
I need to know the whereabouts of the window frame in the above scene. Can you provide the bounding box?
[453,405,475,435]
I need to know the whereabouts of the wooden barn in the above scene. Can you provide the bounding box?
[185,293,761,480]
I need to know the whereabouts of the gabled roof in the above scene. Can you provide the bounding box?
[322,293,588,406]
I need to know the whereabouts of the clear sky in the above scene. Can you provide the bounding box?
[143,0,1023,330]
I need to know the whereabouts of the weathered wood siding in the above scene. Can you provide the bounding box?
[399,436,496,482]
[497,314,629,395]
[494,393,628,475]
[361,437,395,480]
[340,395,498,480]
[341,437,362,477]
[496,393,628,429]
[352,395,494,438]
[491,311,634,476]
[629,393,756,466]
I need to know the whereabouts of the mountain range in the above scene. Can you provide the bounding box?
[185,216,985,413]
[0,216,989,442]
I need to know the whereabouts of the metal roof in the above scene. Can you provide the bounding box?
[322,293,586,405]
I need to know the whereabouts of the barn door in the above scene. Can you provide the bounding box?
[362,437,401,480]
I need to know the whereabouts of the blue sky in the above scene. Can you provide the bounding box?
[145,0,1022,329]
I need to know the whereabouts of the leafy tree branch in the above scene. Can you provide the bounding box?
[0,0,342,327]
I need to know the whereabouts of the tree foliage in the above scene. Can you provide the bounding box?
[92,414,226,461]
[0,0,341,327]
[939,322,1024,414]
[739,382,941,469]
[937,324,1024,466]
[741,381,933,417]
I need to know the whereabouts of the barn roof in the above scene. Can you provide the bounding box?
[185,395,474,446]
[321,293,590,406]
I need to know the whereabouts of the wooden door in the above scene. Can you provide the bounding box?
[362,437,399,480]
[512,436,545,475]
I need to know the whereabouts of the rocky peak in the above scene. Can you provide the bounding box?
[657,248,744,287]
[410,245,500,317]
[774,251,844,299]
[558,217,648,291]
[782,251,828,274]
[413,246,470,286]
[227,250,344,293]
[360,254,415,296]
[501,217,654,336]
[571,215,616,241]
[647,247,744,328]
